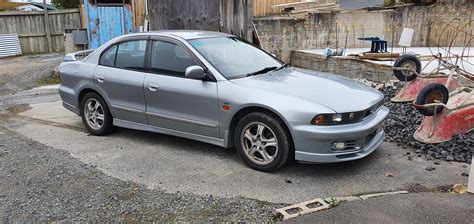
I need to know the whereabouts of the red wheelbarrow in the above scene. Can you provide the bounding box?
[391,54,462,102]
[391,8,474,143]
[391,53,473,143]
[412,83,474,143]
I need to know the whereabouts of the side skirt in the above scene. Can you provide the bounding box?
[113,118,226,148]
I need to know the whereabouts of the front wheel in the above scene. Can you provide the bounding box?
[234,112,292,172]
[80,92,113,135]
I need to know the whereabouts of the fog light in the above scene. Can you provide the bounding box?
[333,142,347,150]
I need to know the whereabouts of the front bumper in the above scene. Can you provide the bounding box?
[292,106,389,163]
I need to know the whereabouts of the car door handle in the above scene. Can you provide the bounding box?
[96,74,105,83]
[148,83,159,92]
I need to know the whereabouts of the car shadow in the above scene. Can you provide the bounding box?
[111,127,381,176]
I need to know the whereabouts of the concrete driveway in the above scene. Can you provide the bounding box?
[3,99,470,204]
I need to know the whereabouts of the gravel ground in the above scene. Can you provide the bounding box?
[0,53,63,96]
[378,82,473,164]
[0,128,281,222]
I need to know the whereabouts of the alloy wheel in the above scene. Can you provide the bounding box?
[84,99,105,130]
[240,122,279,165]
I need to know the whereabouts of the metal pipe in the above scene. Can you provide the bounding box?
[144,0,149,31]
[468,159,474,193]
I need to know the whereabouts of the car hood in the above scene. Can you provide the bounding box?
[230,67,384,113]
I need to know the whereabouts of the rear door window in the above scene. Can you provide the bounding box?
[115,40,147,71]
[99,44,118,67]
[150,40,198,77]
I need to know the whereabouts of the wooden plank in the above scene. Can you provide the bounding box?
[289,3,338,14]
[271,1,334,9]
[358,53,401,60]
[253,0,300,17]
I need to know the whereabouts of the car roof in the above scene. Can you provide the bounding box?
[136,30,234,40]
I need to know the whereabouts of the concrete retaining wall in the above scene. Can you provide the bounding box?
[255,1,473,63]
[290,50,394,82]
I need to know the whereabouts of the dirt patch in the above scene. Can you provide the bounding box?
[406,183,431,193]
[0,53,63,96]
[6,104,32,115]
[36,69,61,86]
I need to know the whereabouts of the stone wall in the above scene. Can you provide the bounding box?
[255,1,473,63]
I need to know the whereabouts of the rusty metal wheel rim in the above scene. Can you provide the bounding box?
[401,60,416,77]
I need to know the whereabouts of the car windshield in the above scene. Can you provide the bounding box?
[189,37,282,79]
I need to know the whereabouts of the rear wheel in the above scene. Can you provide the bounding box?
[415,83,449,116]
[80,92,113,135]
[234,112,291,172]
[393,54,421,81]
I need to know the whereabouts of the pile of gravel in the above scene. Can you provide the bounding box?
[376,81,473,164]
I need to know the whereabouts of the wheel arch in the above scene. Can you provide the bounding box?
[226,105,294,151]
[77,88,114,117]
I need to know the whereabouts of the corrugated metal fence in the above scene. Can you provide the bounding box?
[0,9,81,54]
[0,33,22,58]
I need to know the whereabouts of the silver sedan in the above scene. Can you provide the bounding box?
[59,30,389,172]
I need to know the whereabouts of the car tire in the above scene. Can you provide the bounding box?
[393,54,421,82]
[415,83,449,116]
[234,112,292,172]
[80,92,113,135]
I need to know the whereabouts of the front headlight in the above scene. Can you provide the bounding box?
[311,112,364,125]
[312,100,384,125]
[312,114,343,125]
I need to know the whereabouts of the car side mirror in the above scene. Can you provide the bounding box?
[185,65,205,80]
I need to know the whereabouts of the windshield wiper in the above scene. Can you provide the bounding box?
[275,64,289,71]
[245,66,278,77]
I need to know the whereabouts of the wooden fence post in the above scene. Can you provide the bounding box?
[43,0,53,53]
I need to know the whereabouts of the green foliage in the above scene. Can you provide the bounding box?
[36,72,61,86]
[52,0,80,9]
[327,197,340,208]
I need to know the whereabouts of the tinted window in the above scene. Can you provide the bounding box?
[99,44,117,67]
[150,41,197,76]
[115,40,147,71]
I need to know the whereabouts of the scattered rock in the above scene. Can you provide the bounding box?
[285,178,292,184]
[385,173,394,177]
[426,167,436,171]
[453,184,468,194]
[461,173,469,177]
